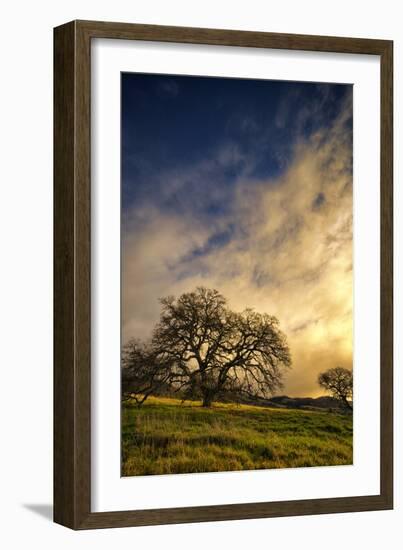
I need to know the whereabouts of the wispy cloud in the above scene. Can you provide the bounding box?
[157,78,180,97]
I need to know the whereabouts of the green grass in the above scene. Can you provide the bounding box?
[122,396,353,476]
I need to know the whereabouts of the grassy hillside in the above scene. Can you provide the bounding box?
[122,396,353,476]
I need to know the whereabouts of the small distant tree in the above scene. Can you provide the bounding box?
[318,367,353,411]
[121,339,172,405]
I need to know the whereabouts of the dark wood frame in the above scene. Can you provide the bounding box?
[54,20,393,530]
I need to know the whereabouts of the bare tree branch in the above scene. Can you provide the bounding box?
[145,287,292,407]
[318,366,353,411]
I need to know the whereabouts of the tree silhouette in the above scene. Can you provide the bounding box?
[317,366,353,411]
[123,287,291,407]
[122,339,173,405]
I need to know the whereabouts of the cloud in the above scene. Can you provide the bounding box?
[122,91,353,397]
[157,79,180,97]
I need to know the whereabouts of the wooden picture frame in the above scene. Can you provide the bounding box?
[54,20,393,529]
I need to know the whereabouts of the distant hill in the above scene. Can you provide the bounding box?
[144,387,350,412]
[265,395,348,412]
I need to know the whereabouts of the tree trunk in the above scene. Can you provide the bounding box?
[202,392,214,407]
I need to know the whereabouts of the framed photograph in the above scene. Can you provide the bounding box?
[54,20,393,529]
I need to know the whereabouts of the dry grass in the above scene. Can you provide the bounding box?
[122,396,353,476]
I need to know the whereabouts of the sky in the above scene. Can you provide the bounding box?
[121,72,353,397]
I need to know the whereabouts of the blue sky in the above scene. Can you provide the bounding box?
[121,73,353,397]
[122,74,350,215]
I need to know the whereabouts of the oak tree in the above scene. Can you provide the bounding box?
[318,366,353,411]
[121,339,172,405]
[150,287,291,407]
